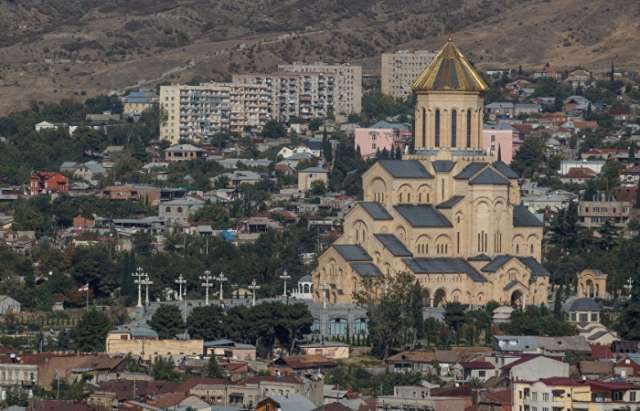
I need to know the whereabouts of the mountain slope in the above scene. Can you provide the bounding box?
[0,0,638,115]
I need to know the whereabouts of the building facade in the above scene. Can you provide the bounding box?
[313,40,550,308]
[278,62,362,115]
[381,50,436,99]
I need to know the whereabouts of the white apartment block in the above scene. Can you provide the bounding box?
[233,72,338,122]
[160,83,231,143]
[160,83,274,143]
[381,50,436,99]
[278,62,362,115]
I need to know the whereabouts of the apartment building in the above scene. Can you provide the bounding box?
[233,72,337,122]
[381,50,436,99]
[279,62,362,115]
[160,83,231,143]
[230,82,271,134]
[578,192,632,229]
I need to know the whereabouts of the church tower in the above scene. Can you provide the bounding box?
[412,39,488,150]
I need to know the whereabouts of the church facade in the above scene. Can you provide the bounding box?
[313,40,550,308]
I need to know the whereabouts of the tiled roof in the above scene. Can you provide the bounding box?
[404,258,486,282]
[436,195,465,209]
[394,204,452,228]
[492,161,519,179]
[517,257,550,277]
[567,297,601,312]
[460,361,495,370]
[432,160,456,173]
[513,205,543,227]
[469,167,510,185]
[454,162,488,179]
[333,245,372,261]
[378,160,433,179]
[359,202,393,220]
[374,233,413,257]
[481,255,514,272]
[350,262,382,278]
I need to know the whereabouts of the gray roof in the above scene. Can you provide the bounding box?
[493,161,519,179]
[267,394,315,411]
[513,205,544,227]
[333,245,372,261]
[432,160,456,173]
[517,256,550,277]
[404,258,487,282]
[304,139,323,150]
[481,255,514,272]
[80,160,107,174]
[436,195,465,209]
[494,335,539,352]
[394,204,452,228]
[371,120,410,130]
[567,297,602,312]
[165,144,205,153]
[468,254,492,261]
[360,202,393,220]
[469,167,510,185]
[454,162,488,179]
[378,160,433,179]
[350,262,382,277]
[374,233,413,257]
[300,167,328,173]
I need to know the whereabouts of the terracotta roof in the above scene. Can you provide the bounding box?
[561,167,596,179]
[243,374,302,385]
[591,344,614,359]
[147,392,188,408]
[431,385,473,397]
[538,377,584,387]
[483,388,512,405]
[32,400,93,411]
[460,361,495,370]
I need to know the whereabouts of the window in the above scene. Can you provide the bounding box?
[479,370,486,377]
[631,391,637,402]
[543,393,550,401]
[435,110,441,147]
[590,312,598,322]
[531,392,537,401]
[451,109,457,147]
[422,108,427,147]
[466,110,472,147]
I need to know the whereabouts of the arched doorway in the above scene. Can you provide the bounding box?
[586,279,595,298]
[422,288,431,307]
[511,290,524,309]
[433,288,447,307]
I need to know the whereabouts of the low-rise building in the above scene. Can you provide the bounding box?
[354,121,411,159]
[165,144,206,162]
[122,90,158,115]
[30,171,69,195]
[203,339,256,361]
[159,197,205,224]
[298,167,329,192]
[578,192,632,229]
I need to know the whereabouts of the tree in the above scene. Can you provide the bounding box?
[616,276,640,339]
[149,305,185,339]
[187,305,226,340]
[310,180,327,195]
[501,305,577,336]
[262,120,287,139]
[207,355,224,378]
[511,136,545,178]
[444,303,466,344]
[4,385,28,407]
[71,309,112,352]
[152,357,181,381]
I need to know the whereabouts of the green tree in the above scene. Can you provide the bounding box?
[4,385,28,406]
[187,305,226,340]
[207,355,224,378]
[262,120,287,139]
[616,276,640,339]
[71,309,112,352]
[310,180,327,195]
[444,303,466,344]
[511,136,545,178]
[152,356,182,381]
[149,305,185,339]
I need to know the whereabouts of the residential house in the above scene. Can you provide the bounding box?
[203,339,256,361]
[485,102,515,118]
[216,170,263,188]
[560,167,597,185]
[563,95,591,113]
[268,355,336,376]
[30,172,69,195]
[578,191,632,229]
[566,69,592,88]
[298,342,350,360]
[256,394,316,411]
[459,361,498,382]
[533,63,562,80]
[298,167,329,192]
[354,120,411,159]
[72,161,107,184]
[560,159,605,175]
[614,355,640,378]
[159,197,205,224]
[105,323,203,361]
[501,355,570,380]
[121,90,158,116]
[165,144,206,162]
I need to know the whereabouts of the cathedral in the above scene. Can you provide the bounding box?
[312,39,550,308]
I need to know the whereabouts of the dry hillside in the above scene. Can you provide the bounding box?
[0,0,638,115]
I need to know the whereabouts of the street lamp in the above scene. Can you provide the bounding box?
[279,269,291,298]
[214,272,228,304]
[142,274,153,306]
[175,274,187,301]
[248,279,261,307]
[200,270,214,306]
[132,267,146,308]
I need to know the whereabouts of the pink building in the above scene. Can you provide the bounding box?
[354,121,411,158]
[482,124,517,164]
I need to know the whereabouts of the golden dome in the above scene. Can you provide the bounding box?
[412,38,488,93]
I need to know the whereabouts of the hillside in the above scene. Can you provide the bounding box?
[0,0,639,115]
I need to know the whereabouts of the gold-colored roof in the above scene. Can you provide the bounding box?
[412,39,488,93]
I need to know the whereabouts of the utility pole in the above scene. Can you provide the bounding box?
[175,274,187,301]
[248,279,261,307]
[280,269,291,298]
[214,272,228,305]
[200,270,214,306]
[132,267,146,308]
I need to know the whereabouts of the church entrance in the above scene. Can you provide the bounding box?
[510,290,524,309]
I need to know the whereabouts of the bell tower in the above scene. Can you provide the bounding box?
[412,39,488,151]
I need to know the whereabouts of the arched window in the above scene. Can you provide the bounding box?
[435,109,441,147]
[451,109,457,147]
[422,108,426,147]
[466,110,472,147]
